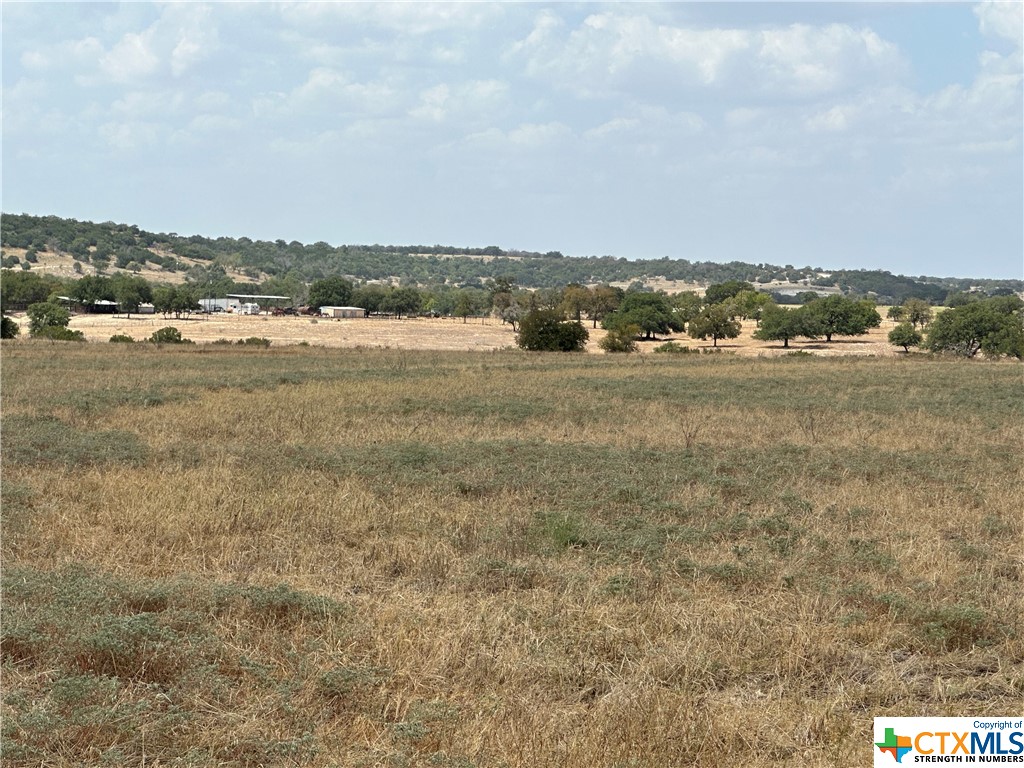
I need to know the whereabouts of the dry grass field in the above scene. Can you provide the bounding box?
[1,342,1021,766]
[7,310,903,357]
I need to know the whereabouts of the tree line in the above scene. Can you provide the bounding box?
[5,212,1020,301]
[513,281,1022,359]
[3,268,1021,358]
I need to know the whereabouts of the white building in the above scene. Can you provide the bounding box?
[319,306,365,318]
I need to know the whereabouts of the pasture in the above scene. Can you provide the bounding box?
[10,309,905,357]
[1,343,1021,766]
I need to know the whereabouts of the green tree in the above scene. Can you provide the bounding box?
[926,298,1023,358]
[152,286,175,317]
[670,291,703,328]
[587,285,622,328]
[70,275,114,311]
[27,301,71,335]
[307,277,354,310]
[454,291,476,324]
[888,323,923,353]
[603,292,681,340]
[902,298,933,328]
[688,304,741,347]
[171,286,198,319]
[729,290,772,324]
[185,263,233,298]
[0,269,63,310]
[704,280,756,305]
[382,286,422,318]
[111,274,152,318]
[887,305,906,323]
[261,273,305,306]
[752,304,821,349]
[516,309,589,352]
[498,300,524,331]
[944,291,979,308]
[560,284,590,322]
[804,296,881,342]
[151,285,198,319]
[351,284,389,315]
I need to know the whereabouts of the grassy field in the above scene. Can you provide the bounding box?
[7,310,904,357]
[1,342,1021,766]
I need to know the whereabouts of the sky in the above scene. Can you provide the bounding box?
[2,2,1022,280]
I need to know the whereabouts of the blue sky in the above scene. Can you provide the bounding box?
[2,2,1021,279]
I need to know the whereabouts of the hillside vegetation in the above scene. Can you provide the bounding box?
[2,344,1021,766]
[3,212,1020,300]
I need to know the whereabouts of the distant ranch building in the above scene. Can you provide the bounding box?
[320,306,365,319]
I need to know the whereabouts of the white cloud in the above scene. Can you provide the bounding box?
[99,32,159,82]
[724,107,762,129]
[19,36,102,77]
[292,67,350,104]
[510,11,904,100]
[464,121,572,151]
[409,84,450,122]
[269,67,401,118]
[583,117,641,141]
[165,4,219,77]
[277,2,500,36]
[409,79,508,124]
[99,120,162,150]
[974,1,1023,49]
[186,114,243,135]
[756,24,902,96]
[805,104,855,133]
[32,5,221,85]
[508,121,571,147]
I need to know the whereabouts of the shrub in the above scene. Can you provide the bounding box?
[1,316,19,339]
[148,327,193,345]
[236,337,271,348]
[516,309,589,352]
[653,341,694,354]
[34,326,85,342]
[600,325,639,353]
[109,334,135,343]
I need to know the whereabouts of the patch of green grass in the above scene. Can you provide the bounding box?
[1,415,149,467]
[1,565,351,765]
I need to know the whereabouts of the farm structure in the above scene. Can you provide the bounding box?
[198,294,292,314]
[226,294,291,314]
[199,298,240,313]
[56,297,121,314]
[319,306,366,318]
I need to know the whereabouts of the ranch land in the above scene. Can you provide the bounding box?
[1,343,1021,766]
[7,309,906,356]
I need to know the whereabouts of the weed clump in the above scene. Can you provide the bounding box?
[237,336,271,347]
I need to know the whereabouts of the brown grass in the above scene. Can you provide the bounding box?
[1,344,1020,766]
[6,310,908,357]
